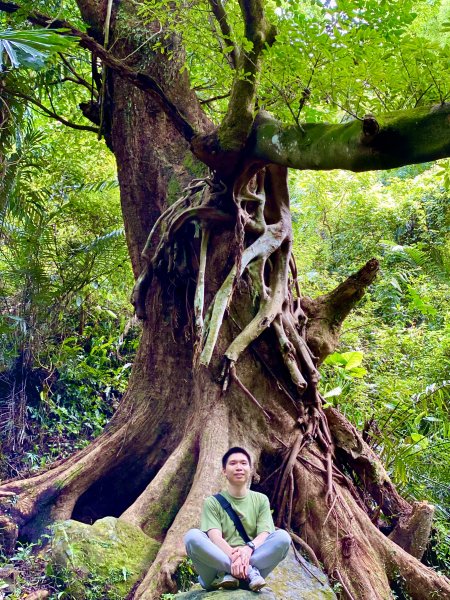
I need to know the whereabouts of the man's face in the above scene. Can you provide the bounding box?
[223,452,251,485]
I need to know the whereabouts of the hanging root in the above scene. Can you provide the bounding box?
[194,227,210,344]
[199,222,287,365]
[273,314,307,394]
[131,176,229,320]
[228,361,272,420]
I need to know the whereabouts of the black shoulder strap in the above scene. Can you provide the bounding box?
[214,493,251,544]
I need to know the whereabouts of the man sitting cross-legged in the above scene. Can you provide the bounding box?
[184,447,291,592]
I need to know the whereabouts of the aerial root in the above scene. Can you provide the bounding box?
[273,314,307,394]
[193,226,209,348]
[199,222,286,365]
[273,429,304,527]
[289,531,320,569]
[132,176,228,319]
[325,449,334,507]
[282,313,319,383]
[224,244,290,363]
[227,361,272,420]
[333,569,357,600]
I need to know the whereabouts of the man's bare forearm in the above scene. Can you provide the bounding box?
[206,528,234,557]
[252,531,269,549]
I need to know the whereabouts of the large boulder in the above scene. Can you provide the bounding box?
[50,516,160,599]
[176,547,337,600]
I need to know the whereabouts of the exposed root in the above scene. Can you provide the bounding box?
[120,431,196,539]
[289,531,320,568]
[133,401,229,600]
[0,425,129,549]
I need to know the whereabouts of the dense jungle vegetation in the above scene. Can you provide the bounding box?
[0,0,449,597]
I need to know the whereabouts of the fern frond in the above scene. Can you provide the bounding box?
[389,244,450,283]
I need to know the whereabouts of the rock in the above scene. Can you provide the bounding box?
[23,590,50,599]
[176,547,337,600]
[265,547,336,599]
[0,565,17,593]
[50,516,160,599]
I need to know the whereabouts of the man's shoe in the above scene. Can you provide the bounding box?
[210,572,239,590]
[248,567,266,592]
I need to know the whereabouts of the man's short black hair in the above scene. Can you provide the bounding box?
[222,447,252,469]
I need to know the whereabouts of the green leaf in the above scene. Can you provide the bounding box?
[347,366,367,378]
[323,386,343,398]
[324,352,347,366]
[341,351,364,370]
[0,28,78,70]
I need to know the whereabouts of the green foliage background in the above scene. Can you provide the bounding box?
[290,163,450,573]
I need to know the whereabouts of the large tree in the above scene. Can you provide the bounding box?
[0,1,450,598]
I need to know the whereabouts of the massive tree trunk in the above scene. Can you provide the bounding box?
[1,1,450,600]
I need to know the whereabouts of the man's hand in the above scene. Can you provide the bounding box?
[230,546,253,578]
[230,552,246,579]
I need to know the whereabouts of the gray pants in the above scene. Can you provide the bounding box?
[184,528,291,589]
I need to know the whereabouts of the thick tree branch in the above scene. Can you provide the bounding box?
[218,0,276,151]
[0,1,197,142]
[5,89,99,132]
[251,106,450,171]
[208,0,239,69]
[301,259,380,362]
[74,0,104,35]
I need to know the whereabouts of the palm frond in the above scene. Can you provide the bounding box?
[76,228,125,255]
[74,180,119,194]
[0,29,78,70]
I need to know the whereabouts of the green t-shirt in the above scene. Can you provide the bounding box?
[200,489,275,547]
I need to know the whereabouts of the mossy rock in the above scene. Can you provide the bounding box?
[50,516,160,599]
[176,548,337,600]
